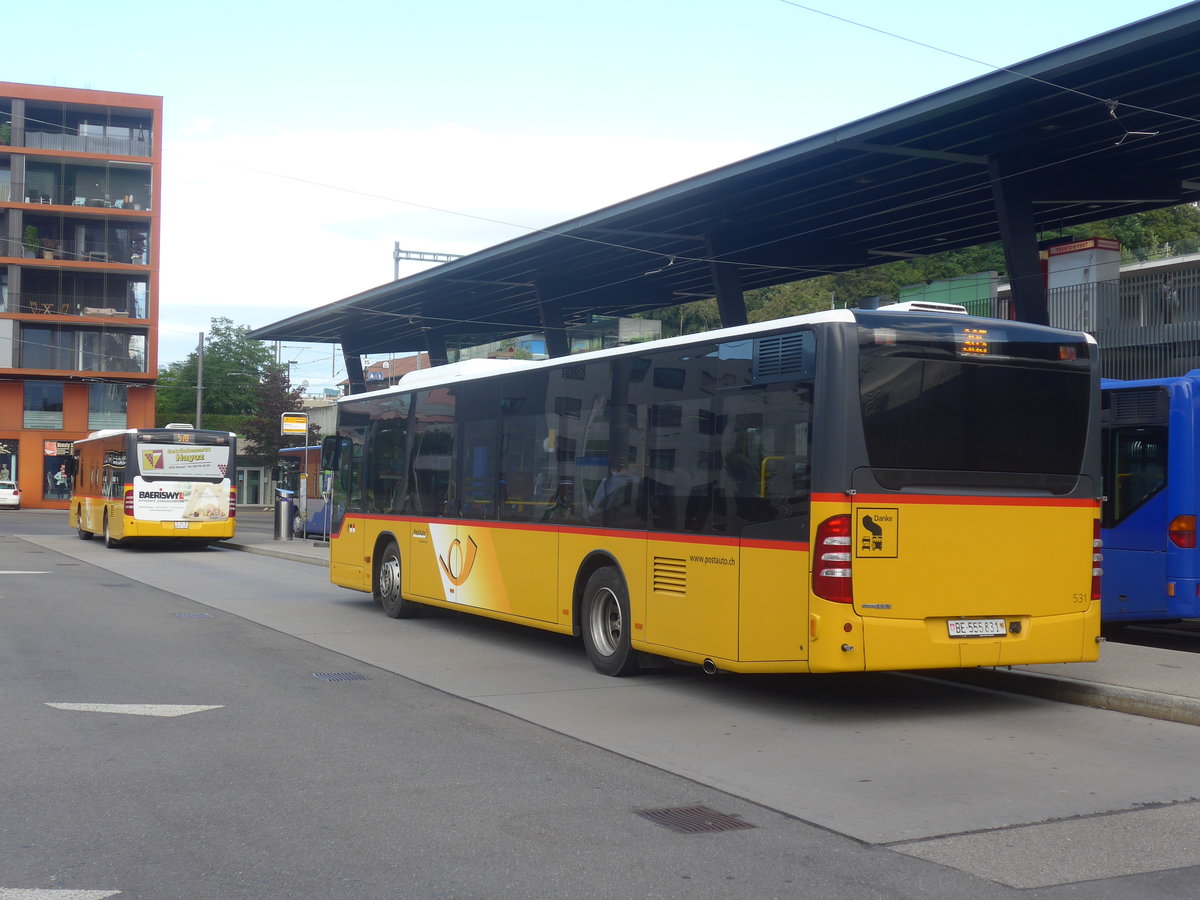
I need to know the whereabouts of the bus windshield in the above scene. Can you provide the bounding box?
[856,315,1092,492]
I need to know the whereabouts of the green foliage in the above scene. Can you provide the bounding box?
[238,364,311,466]
[640,206,1200,330]
[1060,205,1200,260]
[156,317,276,425]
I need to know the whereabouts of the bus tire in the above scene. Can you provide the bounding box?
[103,513,120,549]
[77,509,93,540]
[375,540,420,619]
[581,567,640,676]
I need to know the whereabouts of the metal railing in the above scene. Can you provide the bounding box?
[23,130,152,158]
[998,263,1200,380]
[7,292,146,319]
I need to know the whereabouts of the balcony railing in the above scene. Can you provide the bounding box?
[11,238,148,266]
[6,292,147,319]
[23,129,152,158]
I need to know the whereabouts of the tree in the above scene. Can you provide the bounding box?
[156,317,276,428]
[238,364,315,467]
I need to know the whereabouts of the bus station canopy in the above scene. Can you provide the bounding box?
[250,4,1200,370]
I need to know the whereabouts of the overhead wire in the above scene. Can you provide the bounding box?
[6,10,1198,350]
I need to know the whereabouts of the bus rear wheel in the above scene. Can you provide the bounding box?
[103,514,120,549]
[375,540,420,619]
[76,508,93,540]
[581,567,639,676]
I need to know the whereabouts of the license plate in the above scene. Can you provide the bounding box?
[174,521,190,530]
[947,618,1006,638]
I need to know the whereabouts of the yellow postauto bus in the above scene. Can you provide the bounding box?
[69,425,237,547]
[322,305,1103,675]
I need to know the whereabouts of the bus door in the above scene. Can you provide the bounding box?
[325,432,366,588]
[734,381,813,664]
[1102,419,1170,619]
[405,388,455,602]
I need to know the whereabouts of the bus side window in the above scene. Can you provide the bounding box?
[409,388,456,517]
[500,371,556,523]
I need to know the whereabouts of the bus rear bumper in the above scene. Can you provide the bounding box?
[126,519,235,539]
[856,608,1101,670]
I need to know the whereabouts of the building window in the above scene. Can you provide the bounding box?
[24,382,63,429]
[20,325,148,372]
[88,384,127,430]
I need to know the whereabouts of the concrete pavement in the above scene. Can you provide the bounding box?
[222,511,1200,729]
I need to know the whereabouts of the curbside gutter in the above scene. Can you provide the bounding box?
[220,541,329,567]
[925,667,1200,728]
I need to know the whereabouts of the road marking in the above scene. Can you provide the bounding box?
[45,703,223,718]
[0,571,50,575]
[0,891,120,899]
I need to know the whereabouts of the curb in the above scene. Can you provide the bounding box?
[220,541,328,567]
[926,667,1200,727]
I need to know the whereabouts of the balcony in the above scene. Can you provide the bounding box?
[7,291,147,320]
[16,213,149,266]
[18,323,147,374]
[22,128,152,159]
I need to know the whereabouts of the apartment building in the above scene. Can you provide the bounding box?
[0,82,161,509]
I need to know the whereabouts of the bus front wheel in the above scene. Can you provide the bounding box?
[375,541,420,619]
[581,567,639,676]
[76,508,93,541]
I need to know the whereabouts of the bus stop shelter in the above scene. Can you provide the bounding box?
[250,4,1200,393]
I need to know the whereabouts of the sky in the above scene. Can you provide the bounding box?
[4,0,1188,393]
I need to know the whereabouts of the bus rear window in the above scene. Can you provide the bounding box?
[856,317,1092,493]
[136,442,231,480]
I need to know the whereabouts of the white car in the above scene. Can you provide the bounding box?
[0,480,19,510]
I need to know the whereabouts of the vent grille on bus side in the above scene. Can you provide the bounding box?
[753,332,813,383]
[1107,388,1168,425]
[653,557,687,595]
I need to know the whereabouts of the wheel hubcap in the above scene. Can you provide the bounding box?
[589,587,622,656]
[380,556,400,603]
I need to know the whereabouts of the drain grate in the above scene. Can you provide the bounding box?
[175,612,215,619]
[635,806,756,834]
[312,671,368,682]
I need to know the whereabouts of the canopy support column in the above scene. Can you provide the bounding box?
[342,347,366,395]
[990,157,1048,325]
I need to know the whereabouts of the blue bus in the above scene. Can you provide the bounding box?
[1101,373,1200,621]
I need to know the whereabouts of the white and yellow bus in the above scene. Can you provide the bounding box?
[322,305,1102,675]
[70,425,237,547]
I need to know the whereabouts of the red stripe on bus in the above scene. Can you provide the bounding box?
[811,492,1098,508]
[337,515,809,549]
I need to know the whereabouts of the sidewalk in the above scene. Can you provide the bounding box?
[222,509,329,567]
[223,514,1200,728]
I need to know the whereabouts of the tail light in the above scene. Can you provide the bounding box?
[123,486,134,516]
[1169,515,1196,548]
[1092,519,1103,601]
[229,487,237,518]
[813,514,853,603]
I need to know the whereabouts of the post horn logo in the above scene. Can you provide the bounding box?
[438,535,479,586]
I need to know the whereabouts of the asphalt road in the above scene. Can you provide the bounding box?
[3,509,1200,899]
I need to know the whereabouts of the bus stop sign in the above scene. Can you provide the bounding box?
[281,413,308,437]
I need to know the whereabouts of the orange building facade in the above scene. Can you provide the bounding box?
[0,82,161,509]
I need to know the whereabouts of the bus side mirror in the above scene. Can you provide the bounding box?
[321,435,340,470]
